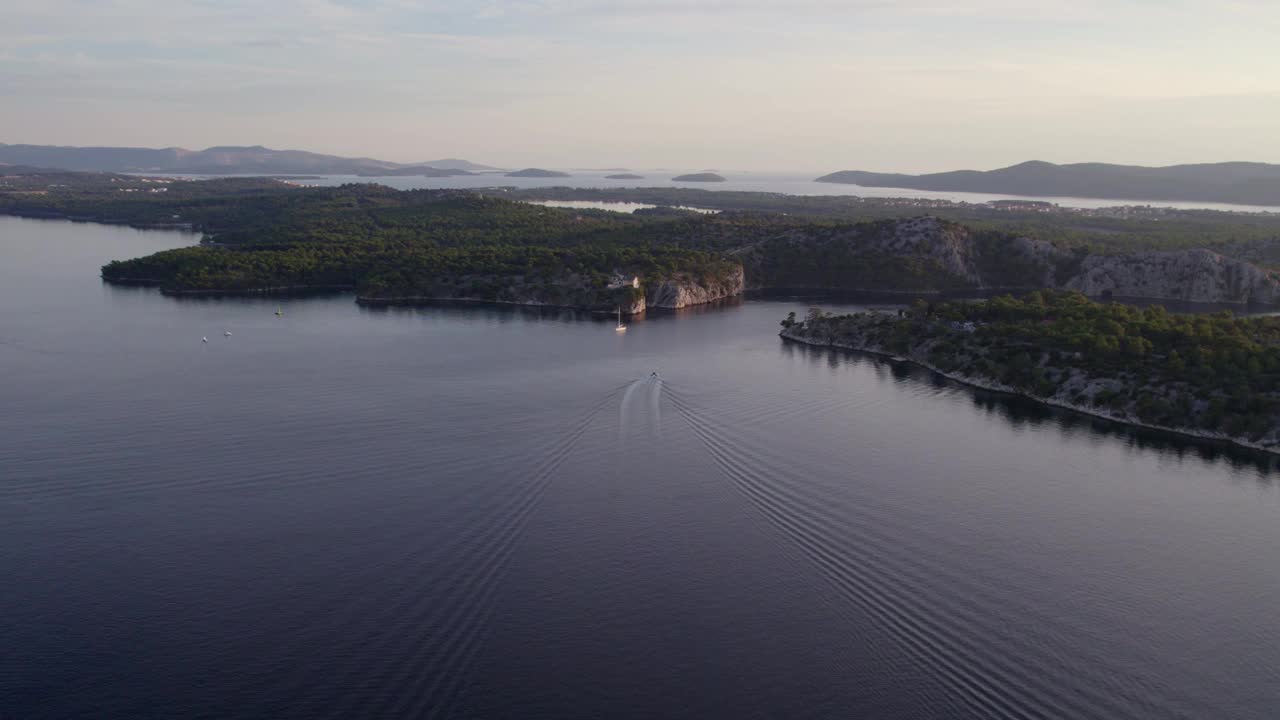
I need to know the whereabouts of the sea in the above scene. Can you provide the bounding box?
[2,215,1279,719]
[167,170,1280,214]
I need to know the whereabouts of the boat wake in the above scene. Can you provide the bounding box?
[661,384,1191,720]
[618,375,663,443]
[321,384,629,720]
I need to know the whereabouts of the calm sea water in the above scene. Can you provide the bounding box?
[165,170,1280,214]
[3,215,1280,719]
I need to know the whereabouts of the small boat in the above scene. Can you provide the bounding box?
[201,337,208,343]
[223,330,232,337]
[615,307,627,332]
[274,306,283,317]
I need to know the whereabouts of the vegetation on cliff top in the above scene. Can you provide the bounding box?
[784,291,1280,445]
[6,168,1280,308]
[82,183,738,303]
[0,172,739,303]
[492,186,1280,266]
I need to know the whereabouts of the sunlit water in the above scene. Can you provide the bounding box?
[2,215,1279,719]
[524,199,718,214]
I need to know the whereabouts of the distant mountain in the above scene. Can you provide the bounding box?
[816,161,1280,206]
[0,143,494,176]
[506,168,570,178]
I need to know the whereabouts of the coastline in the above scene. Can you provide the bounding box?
[100,275,355,295]
[780,328,1280,458]
[1,208,199,231]
[355,294,643,315]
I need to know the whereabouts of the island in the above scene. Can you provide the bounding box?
[816,160,1280,207]
[505,168,571,178]
[781,291,1280,454]
[605,174,645,180]
[672,173,726,182]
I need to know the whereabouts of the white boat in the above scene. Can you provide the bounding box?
[615,307,627,332]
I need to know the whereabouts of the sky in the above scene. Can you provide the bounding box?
[3,0,1280,172]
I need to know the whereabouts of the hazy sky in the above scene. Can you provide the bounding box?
[4,0,1279,172]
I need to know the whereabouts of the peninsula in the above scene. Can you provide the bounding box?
[781,292,1280,454]
[816,160,1280,207]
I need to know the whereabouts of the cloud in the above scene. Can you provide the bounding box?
[3,0,1280,169]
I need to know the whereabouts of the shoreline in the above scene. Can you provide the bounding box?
[356,294,643,315]
[1,209,200,231]
[100,276,355,295]
[780,329,1280,458]
[12,211,1280,312]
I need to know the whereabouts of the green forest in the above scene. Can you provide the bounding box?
[497,186,1280,265]
[6,167,1280,314]
[0,170,741,305]
[788,291,1280,442]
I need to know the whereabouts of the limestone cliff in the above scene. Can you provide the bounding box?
[1062,249,1280,305]
[356,266,747,314]
[646,266,746,309]
[741,215,1280,306]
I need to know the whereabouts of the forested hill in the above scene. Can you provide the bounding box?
[5,168,1280,311]
[0,170,744,311]
[817,161,1280,206]
[782,292,1280,452]
[492,186,1280,262]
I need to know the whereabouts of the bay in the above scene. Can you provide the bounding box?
[2,215,1279,719]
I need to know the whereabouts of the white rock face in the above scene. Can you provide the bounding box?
[839,216,983,283]
[1063,249,1280,304]
[646,266,746,309]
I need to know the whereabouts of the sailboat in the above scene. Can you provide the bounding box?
[615,306,627,332]
[274,306,283,317]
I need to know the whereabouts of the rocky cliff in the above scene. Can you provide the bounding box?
[741,215,1280,305]
[356,267,747,314]
[1063,249,1280,305]
[646,266,746,309]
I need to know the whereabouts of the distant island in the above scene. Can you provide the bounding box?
[0,142,497,176]
[816,160,1280,207]
[506,168,571,178]
[418,158,496,172]
[781,292,1280,454]
[606,173,645,180]
[672,173,726,182]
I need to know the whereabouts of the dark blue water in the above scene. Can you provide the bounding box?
[2,215,1279,719]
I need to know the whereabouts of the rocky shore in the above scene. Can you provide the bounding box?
[357,267,745,314]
